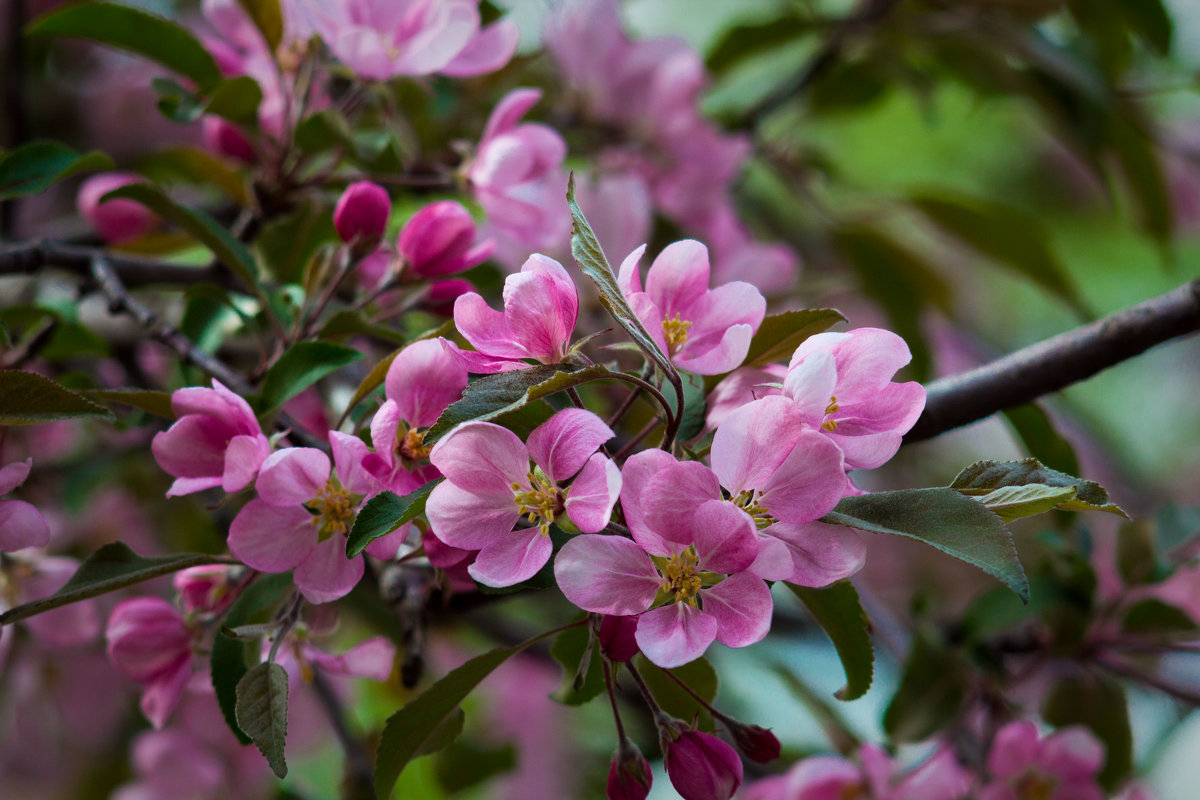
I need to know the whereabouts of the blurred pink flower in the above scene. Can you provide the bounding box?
[0,458,50,552]
[398,200,494,278]
[77,173,158,244]
[106,598,195,729]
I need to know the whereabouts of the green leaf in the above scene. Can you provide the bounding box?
[949,458,1127,517]
[236,662,289,779]
[0,370,114,425]
[1116,520,1160,585]
[27,2,222,86]
[1115,0,1172,55]
[706,16,813,74]
[414,708,465,757]
[550,621,604,706]
[0,141,113,199]
[1121,598,1197,636]
[742,309,847,368]
[425,363,608,445]
[212,573,293,745]
[374,627,565,798]
[911,193,1087,316]
[975,484,1079,522]
[153,75,262,125]
[825,488,1029,601]
[337,346,403,428]
[140,146,250,205]
[237,0,284,50]
[103,183,260,289]
[1002,403,1080,476]
[295,110,356,157]
[346,481,441,558]
[883,634,969,743]
[0,543,231,626]
[1108,114,1172,248]
[567,175,677,384]
[633,655,718,731]
[786,581,873,701]
[259,341,364,412]
[660,371,706,443]
[433,738,516,795]
[1042,673,1132,789]
[81,388,176,420]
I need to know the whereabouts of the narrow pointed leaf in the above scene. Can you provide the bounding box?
[550,622,604,706]
[949,458,1127,517]
[236,662,289,778]
[742,308,847,367]
[0,141,114,199]
[346,480,441,557]
[259,341,364,412]
[0,370,114,425]
[786,581,873,701]
[81,388,176,420]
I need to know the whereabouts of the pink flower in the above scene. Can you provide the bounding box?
[333,181,390,246]
[704,365,786,430]
[106,598,195,729]
[453,253,579,372]
[608,737,652,800]
[173,565,237,616]
[740,744,970,800]
[152,379,271,497]
[617,239,765,375]
[438,16,520,78]
[77,173,158,243]
[662,727,743,800]
[0,458,50,551]
[981,721,1106,800]
[781,328,926,470]
[398,200,494,278]
[227,434,374,603]
[572,170,654,268]
[426,409,621,587]
[468,88,570,251]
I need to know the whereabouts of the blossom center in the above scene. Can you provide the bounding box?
[662,313,692,355]
[661,548,702,605]
[398,427,432,462]
[732,489,774,529]
[822,395,839,432]
[512,471,564,536]
[1014,774,1055,800]
[308,480,355,540]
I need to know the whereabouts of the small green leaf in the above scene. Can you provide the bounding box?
[1042,673,1132,789]
[0,543,231,626]
[742,309,847,368]
[660,371,706,442]
[825,488,1029,601]
[103,183,261,289]
[81,388,176,420]
[236,662,289,778]
[0,141,114,199]
[425,363,608,445]
[976,484,1079,522]
[950,458,1127,517]
[259,341,364,412]
[0,370,114,425]
[1121,599,1197,635]
[346,481,441,558]
[786,581,873,701]
[140,146,250,205]
[212,573,293,744]
[706,16,813,74]
[27,2,222,86]
[153,76,262,124]
[550,621,604,706]
[295,109,356,156]
[236,0,284,50]
[633,655,719,731]
[883,633,969,743]
[414,708,465,757]
[1115,0,1172,55]
[374,627,564,798]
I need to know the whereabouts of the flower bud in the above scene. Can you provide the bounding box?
[397,200,494,278]
[172,565,235,615]
[77,173,158,243]
[725,720,781,764]
[106,597,195,728]
[662,727,743,800]
[334,181,391,246]
[424,278,475,317]
[607,737,652,800]
[202,116,256,164]
[598,614,640,663]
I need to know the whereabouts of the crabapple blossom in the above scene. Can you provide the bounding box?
[426,409,620,587]
[739,744,971,800]
[608,737,653,800]
[173,565,238,616]
[662,726,743,800]
[705,364,787,430]
[980,721,1106,800]
[152,379,271,497]
[106,597,195,729]
[397,200,494,278]
[0,458,50,551]
[333,181,390,246]
[77,173,158,243]
[228,433,374,603]
[453,253,579,372]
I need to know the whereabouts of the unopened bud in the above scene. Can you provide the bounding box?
[397,200,494,278]
[203,116,256,164]
[661,725,743,800]
[77,173,158,244]
[333,181,390,247]
[725,720,781,764]
[607,737,652,800]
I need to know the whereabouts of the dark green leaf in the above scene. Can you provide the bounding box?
[786,581,873,700]
[425,363,608,444]
[1042,673,1132,789]
[1002,403,1080,476]
[825,488,1029,601]
[1108,114,1172,248]
[433,740,516,794]
[1115,0,1172,55]
[295,110,356,157]
[414,708,464,757]
[212,573,293,745]
[346,481,441,557]
[1116,520,1160,585]
[236,662,289,778]
[374,627,564,798]
[103,183,260,289]
[140,146,249,205]
[0,141,113,199]
[634,655,718,731]
[0,543,231,626]
[236,0,284,50]
[153,76,262,124]
[742,309,847,368]
[27,2,222,86]
[255,202,338,284]
[259,341,363,412]
[1121,599,1197,636]
[949,458,1127,517]
[911,193,1087,316]
[550,621,604,706]
[0,370,114,425]
[883,634,969,743]
[809,59,892,112]
[80,388,176,420]
[706,16,813,74]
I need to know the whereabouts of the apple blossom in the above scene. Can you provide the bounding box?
[0,458,50,552]
[981,721,1106,800]
[333,181,390,246]
[77,173,158,244]
[608,737,653,800]
[106,597,195,729]
[398,200,494,278]
[662,726,743,800]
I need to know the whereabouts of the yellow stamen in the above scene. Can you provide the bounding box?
[512,470,564,536]
[731,489,774,529]
[822,395,839,431]
[661,548,703,605]
[662,313,693,355]
[398,427,432,462]
[308,480,356,540]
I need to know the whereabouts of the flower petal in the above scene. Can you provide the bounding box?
[428,421,529,495]
[425,479,521,550]
[221,434,269,493]
[645,239,711,318]
[439,18,519,77]
[620,450,688,557]
[643,461,722,544]
[468,528,553,587]
[617,243,647,296]
[228,499,317,572]
[306,637,396,681]
[502,257,577,362]
[454,292,528,359]
[0,499,50,551]
[295,537,365,604]
[710,396,805,494]
[564,453,622,532]
[255,447,330,506]
[781,349,838,424]
[0,458,31,495]
[635,603,718,669]
[527,408,615,482]
[385,338,469,429]
[702,572,773,648]
[760,522,865,587]
[757,429,846,524]
[555,534,660,615]
[691,500,759,575]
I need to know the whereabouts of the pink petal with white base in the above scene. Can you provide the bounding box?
[674,322,753,375]
[555,534,660,615]
[711,396,805,494]
[469,528,552,587]
[228,499,317,572]
[757,430,846,524]
[527,408,614,482]
[824,327,914,393]
[564,454,621,532]
[703,572,773,648]
[617,244,648,295]
[781,350,838,422]
[748,534,794,582]
[454,292,528,359]
[255,447,329,506]
[0,499,50,551]
[828,431,903,471]
[502,262,577,362]
[763,522,866,587]
[691,500,758,575]
[370,399,402,458]
[636,602,718,669]
[428,421,528,494]
[425,480,521,550]
[295,537,365,604]
[221,434,269,492]
[0,458,31,495]
[385,339,468,428]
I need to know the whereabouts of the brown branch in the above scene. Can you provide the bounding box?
[0,240,239,289]
[905,279,1200,442]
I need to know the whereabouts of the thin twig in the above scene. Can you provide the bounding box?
[0,240,237,289]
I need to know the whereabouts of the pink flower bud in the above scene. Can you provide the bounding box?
[334,181,391,245]
[725,721,780,764]
[424,278,475,317]
[173,565,235,615]
[77,173,158,243]
[607,738,652,800]
[597,614,640,663]
[202,116,256,164]
[106,597,195,728]
[398,200,494,278]
[662,728,743,800]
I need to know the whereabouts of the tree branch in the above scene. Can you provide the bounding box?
[0,240,238,289]
[905,279,1200,442]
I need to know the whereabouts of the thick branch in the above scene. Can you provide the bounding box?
[905,279,1200,442]
[0,240,237,289]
